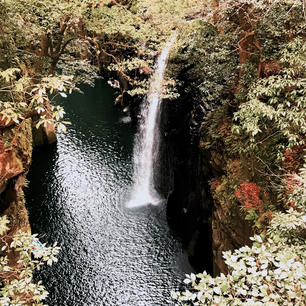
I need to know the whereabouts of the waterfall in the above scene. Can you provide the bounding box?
[127,35,176,208]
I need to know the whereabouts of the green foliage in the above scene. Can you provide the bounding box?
[0,0,101,135]
[0,68,74,132]
[173,171,306,306]
[0,216,59,306]
[57,59,100,88]
[0,0,205,132]
[0,0,90,69]
[86,1,156,41]
[173,237,306,305]
[131,0,206,35]
[233,38,306,157]
[87,0,205,99]
[192,0,306,224]
[175,20,238,110]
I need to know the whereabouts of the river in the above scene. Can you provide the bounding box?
[25,80,191,306]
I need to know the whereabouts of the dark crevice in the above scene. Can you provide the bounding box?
[154,62,214,274]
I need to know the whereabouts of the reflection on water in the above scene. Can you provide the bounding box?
[25,80,191,306]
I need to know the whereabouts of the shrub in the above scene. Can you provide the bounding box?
[0,216,59,306]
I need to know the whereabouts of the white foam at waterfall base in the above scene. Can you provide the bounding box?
[126,35,176,209]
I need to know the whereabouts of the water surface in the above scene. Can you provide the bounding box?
[25,80,191,306]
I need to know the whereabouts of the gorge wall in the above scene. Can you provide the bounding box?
[0,119,33,276]
[160,58,253,276]
[163,0,306,276]
[0,119,33,228]
[160,91,213,274]
[0,116,56,287]
[161,96,253,276]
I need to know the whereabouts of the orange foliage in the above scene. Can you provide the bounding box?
[283,145,305,172]
[235,182,263,212]
[285,175,299,194]
[218,119,232,137]
[262,61,281,77]
[287,201,296,209]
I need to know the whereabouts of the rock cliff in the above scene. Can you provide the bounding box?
[0,119,33,274]
[0,116,56,294]
[162,57,253,276]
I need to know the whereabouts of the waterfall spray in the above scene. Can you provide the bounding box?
[127,34,176,208]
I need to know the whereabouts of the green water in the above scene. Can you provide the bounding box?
[25,80,191,306]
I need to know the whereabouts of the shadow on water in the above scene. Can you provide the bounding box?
[25,80,192,306]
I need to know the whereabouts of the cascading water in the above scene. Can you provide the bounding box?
[127,35,176,208]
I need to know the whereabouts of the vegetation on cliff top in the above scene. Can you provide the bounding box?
[0,0,203,130]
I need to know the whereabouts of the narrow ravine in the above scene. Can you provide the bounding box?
[25,80,191,306]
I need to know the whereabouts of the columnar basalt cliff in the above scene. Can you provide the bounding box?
[156,64,213,273]
[161,83,254,275]
[200,147,253,275]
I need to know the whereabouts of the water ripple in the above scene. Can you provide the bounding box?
[25,80,192,306]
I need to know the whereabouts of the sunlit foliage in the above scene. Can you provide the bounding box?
[173,168,306,306]
[0,216,59,306]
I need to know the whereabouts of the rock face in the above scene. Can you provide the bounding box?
[203,148,253,275]
[161,62,253,276]
[0,119,33,271]
[32,122,57,146]
[157,92,213,273]
[162,100,253,274]
[212,201,252,274]
[0,119,32,216]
